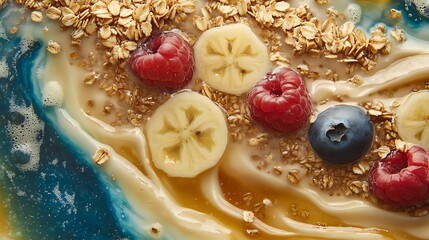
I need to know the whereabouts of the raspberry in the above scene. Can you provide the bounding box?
[129,31,194,91]
[369,146,429,208]
[247,68,312,133]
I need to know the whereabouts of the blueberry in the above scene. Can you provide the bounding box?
[308,105,374,165]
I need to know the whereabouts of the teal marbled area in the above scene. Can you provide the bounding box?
[356,0,429,40]
[0,4,145,240]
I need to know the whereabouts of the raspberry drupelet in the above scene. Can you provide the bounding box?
[129,31,194,91]
[369,145,429,208]
[248,67,312,133]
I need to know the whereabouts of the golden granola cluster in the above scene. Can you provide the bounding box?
[193,0,391,72]
[16,0,195,63]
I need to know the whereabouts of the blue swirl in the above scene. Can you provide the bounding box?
[0,6,142,240]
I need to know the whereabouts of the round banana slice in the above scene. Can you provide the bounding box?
[396,91,429,148]
[145,91,228,177]
[194,23,270,95]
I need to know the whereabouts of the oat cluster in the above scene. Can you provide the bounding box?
[16,0,195,63]
[47,40,61,54]
[92,147,110,165]
[193,0,391,72]
[198,80,254,142]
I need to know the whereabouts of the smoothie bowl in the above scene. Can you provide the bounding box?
[1,0,429,239]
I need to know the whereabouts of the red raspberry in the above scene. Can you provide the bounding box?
[369,146,429,208]
[247,68,312,133]
[129,31,194,91]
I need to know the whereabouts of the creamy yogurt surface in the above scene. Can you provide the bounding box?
[1,0,429,239]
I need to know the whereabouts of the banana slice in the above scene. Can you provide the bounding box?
[396,91,429,148]
[145,91,228,177]
[194,23,270,95]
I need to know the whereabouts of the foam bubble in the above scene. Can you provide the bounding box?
[19,33,36,53]
[412,0,429,17]
[0,59,9,79]
[6,101,44,171]
[53,183,77,215]
[344,3,362,24]
[42,81,64,107]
